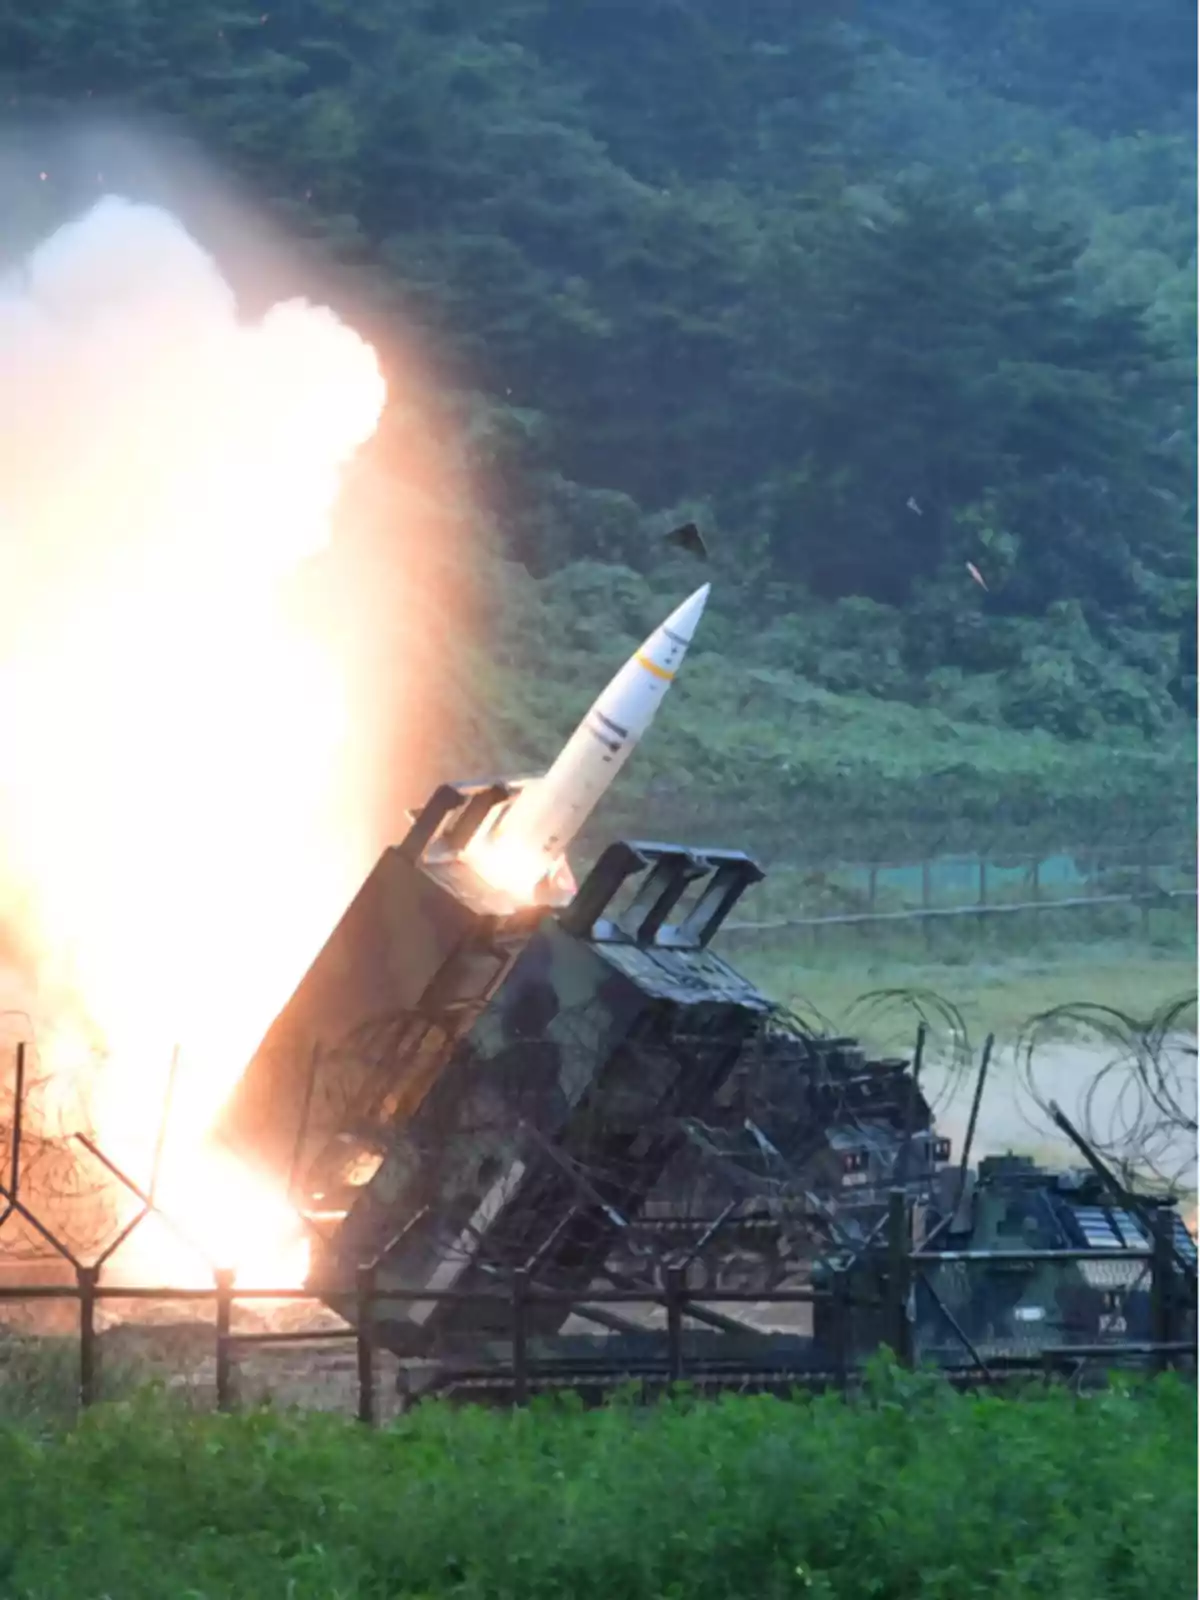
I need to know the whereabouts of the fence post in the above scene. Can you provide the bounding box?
[1149,1210,1175,1376]
[885,1190,912,1367]
[214,1268,235,1412]
[511,1268,529,1406]
[356,1264,376,1426]
[77,1264,98,1410]
[1139,849,1152,939]
[831,1269,849,1392]
[665,1263,685,1383]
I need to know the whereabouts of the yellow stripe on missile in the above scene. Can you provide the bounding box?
[636,652,675,681]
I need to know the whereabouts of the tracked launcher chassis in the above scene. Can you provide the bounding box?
[218,781,951,1390]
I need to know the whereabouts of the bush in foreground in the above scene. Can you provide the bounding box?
[0,1366,1193,1600]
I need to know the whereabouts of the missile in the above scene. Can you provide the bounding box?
[467,583,711,899]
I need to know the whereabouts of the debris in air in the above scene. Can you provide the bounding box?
[664,521,709,560]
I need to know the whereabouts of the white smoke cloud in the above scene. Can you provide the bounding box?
[0,197,384,621]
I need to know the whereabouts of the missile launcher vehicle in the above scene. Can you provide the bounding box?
[217,781,953,1383]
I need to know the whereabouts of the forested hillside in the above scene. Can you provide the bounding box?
[1,0,1194,856]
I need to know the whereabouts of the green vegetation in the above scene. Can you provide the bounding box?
[0,1370,1193,1599]
[0,2,1194,849]
[741,937,1197,1052]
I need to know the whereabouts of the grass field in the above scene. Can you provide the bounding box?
[737,933,1197,1054]
[0,1368,1193,1600]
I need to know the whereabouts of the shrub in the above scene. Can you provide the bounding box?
[0,1368,1192,1599]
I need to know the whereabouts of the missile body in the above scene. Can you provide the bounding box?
[469,583,710,899]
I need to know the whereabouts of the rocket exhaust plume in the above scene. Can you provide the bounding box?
[467,584,711,901]
[0,194,388,1285]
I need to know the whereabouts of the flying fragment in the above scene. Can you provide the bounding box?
[664,521,709,560]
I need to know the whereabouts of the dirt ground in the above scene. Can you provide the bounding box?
[921,1033,1197,1195]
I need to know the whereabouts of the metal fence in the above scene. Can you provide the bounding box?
[1,1202,1192,1420]
[722,844,1198,940]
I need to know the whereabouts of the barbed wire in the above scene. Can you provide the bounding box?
[1014,994,1198,1192]
[0,1017,148,1264]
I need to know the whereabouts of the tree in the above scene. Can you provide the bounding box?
[754,183,1190,619]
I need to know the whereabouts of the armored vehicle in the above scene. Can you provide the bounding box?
[910,1153,1197,1367]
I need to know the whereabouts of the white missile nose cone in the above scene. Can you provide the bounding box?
[661,582,711,645]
